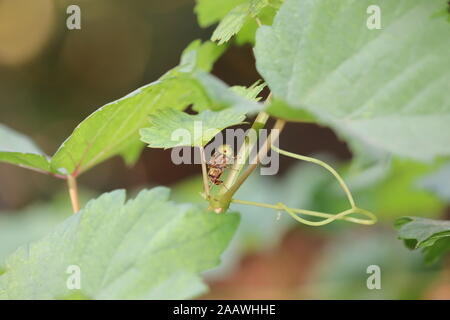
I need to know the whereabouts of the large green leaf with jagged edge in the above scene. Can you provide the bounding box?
[0,41,230,177]
[0,187,240,300]
[49,40,228,176]
[255,0,450,161]
[419,162,450,203]
[0,124,53,174]
[395,217,450,264]
[140,109,246,149]
[211,0,269,45]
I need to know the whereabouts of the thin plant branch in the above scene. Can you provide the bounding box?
[219,93,273,195]
[218,110,270,196]
[271,145,356,208]
[255,16,262,27]
[67,174,80,213]
[199,146,211,199]
[224,118,286,199]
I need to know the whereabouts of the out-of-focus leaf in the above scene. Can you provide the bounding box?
[255,0,450,161]
[0,207,66,268]
[140,109,246,149]
[231,81,266,102]
[0,190,93,268]
[195,0,246,27]
[0,124,52,174]
[211,0,268,45]
[265,99,316,122]
[195,0,280,45]
[235,4,278,45]
[419,162,450,203]
[395,216,450,264]
[0,187,240,300]
[307,230,439,299]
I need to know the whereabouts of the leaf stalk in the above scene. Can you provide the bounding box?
[67,174,80,213]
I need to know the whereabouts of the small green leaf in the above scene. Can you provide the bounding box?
[255,0,450,161]
[235,4,278,45]
[0,187,240,299]
[230,80,266,101]
[265,98,316,122]
[140,109,246,148]
[395,216,450,264]
[419,162,450,203]
[195,0,247,27]
[191,72,262,113]
[0,124,52,174]
[211,0,269,45]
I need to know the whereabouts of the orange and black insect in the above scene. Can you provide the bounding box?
[207,145,234,186]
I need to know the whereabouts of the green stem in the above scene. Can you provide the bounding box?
[67,175,80,213]
[218,110,269,196]
[271,145,356,208]
[231,199,377,226]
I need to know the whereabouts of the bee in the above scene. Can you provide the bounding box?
[207,145,234,186]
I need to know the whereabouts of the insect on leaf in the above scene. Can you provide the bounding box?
[140,109,247,149]
[0,187,240,299]
[195,0,246,27]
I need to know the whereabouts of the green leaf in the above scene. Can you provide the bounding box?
[211,0,269,45]
[314,159,444,222]
[190,72,262,113]
[255,0,450,161]
[235,4,278,45]
[0,124,52,174]
[395,216,450,264]
[195,0,247,27]
[230,80,266,102]
[140,109,246,148]
[179,40,227,73]
[309,229,437,299]
[50,41,226,176]
[0,187,240,300]
[0,189,93,269]
[419,162,450,203]
[265,98,316,122]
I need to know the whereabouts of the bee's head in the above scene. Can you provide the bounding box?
[217,144,233,155]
